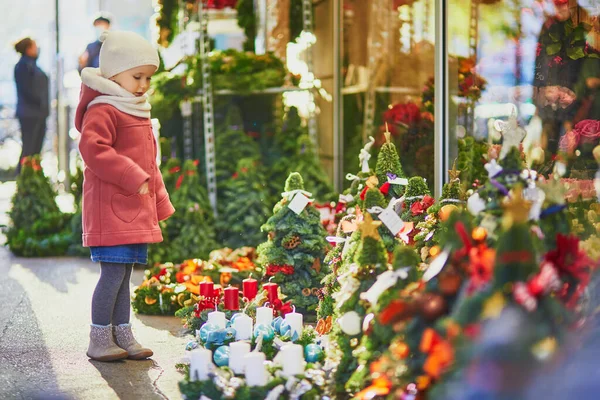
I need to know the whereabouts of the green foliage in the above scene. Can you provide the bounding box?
[149,160,219,265]
[257,172,329,314]
[215,107,262,191]
[154,0,180,47]
[500,146,525,172]
[402,176,432,222]
[236,0,256,52]
[457,137,489,187]
[494,222,537,286]
[270,108,335,202]
[217,158,271,248]
[375,138,405,198]
[355,236,387,268]
[4,156,72,257]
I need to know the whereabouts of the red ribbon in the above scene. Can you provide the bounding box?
[410,195,435,216]
[265,264,295,276]
[379,182,390,196]
[272,298,293,316]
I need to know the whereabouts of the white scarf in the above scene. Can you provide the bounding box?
[81,67,152,119]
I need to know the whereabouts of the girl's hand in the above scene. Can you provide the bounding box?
[138,182,149,195]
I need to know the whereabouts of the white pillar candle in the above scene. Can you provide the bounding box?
[284,312,303,339]
[233,313,253,341]
[255,306,273,327]
[280,343,305,377]
[207,310,227,329]
[189,348,213,381]
[229,341,251,374]
[244,352,267,387]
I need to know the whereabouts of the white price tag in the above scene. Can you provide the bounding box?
[379,208,404,236]
[422,248,450,282]
[288,193,310,215]
[388,177,409,186]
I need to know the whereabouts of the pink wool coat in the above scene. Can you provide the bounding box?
[75,77,175,247]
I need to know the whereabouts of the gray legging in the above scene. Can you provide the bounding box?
[91,262,133,326]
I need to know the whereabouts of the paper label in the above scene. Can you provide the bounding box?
[379,208,404,236]
[288,193,310,215]
[422,248,450,282]
[388,177,409,186]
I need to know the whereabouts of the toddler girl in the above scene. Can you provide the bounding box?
[75,31,175,361]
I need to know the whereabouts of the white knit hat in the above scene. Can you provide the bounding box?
[99,31,160,78]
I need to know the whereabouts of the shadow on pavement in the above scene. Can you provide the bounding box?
[13,255,95,293]
[89,358,165,399]
[0,275,66,399]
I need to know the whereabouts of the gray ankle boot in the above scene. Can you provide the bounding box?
[87,324,128,362]
[113,323,153,360]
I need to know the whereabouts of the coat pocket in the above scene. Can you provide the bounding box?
[111,193,142,223]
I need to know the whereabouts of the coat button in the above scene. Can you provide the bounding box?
[150,192,154,198]
[147,134,152,140]
[153,219,158,225]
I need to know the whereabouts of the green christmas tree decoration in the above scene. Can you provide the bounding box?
[457,136,489,188]
[330,213,388,396]
[4,156,72,257]
[149,160,219,265]
[217,158,271,249]
[257,172,329,315]
[375,130,406,198]
[269,107,335,202]
[392,245,422,282]
[402,176,432,224]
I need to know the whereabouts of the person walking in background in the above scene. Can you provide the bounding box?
[14,37,49,173]
[79,13,111,72]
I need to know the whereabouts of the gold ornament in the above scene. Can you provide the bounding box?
[302,288,312,296]
[429,245,441,258]
[481,291,506,319]
[390,340,410,359]
[532,337,557,361]
[358,213,383,240]
[366,175,379,189]
[593,145,600,164]
[448,160,461,182]
[384,122,392,143]
[439,204,458,222]
[350,338,359,347]
[502,186,532,229]
[144,296,157,305]
[472,227,488,242]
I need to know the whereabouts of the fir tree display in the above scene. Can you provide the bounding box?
[457,136,489,188]
[375,130,406,199]
[257,172,329,314]
[217,158,271,248]
[149,160,219,265]
[317,214,357,320]
[4,156,72,257]
[328,213,388,397]
[269,107,335,202]
[401,176,434,225]
[215,106,261,193]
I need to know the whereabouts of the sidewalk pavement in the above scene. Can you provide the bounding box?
[0,182,189,400]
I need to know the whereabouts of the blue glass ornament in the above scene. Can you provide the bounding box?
[253,324,275,341]
[185,340,199,351]
[199,323,219,343]
[213,345,230,367]
[272,316,284,333]
[304,344,323,363]
[279,320,292,336]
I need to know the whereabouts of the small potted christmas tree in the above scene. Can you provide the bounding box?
[257,172,329,315]
[4,156,72,256]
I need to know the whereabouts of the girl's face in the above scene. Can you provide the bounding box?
[110,65,156,97]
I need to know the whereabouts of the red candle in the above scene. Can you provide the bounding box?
[263,282,279,303]
[243,276,258,301]
[200,281,214,297]
[224,287,240,310]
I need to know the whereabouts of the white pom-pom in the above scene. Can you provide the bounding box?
[99,31,109,43]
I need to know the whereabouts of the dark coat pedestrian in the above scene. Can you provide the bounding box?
[14,38,49,171]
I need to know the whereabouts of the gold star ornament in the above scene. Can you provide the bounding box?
[502,186,532,229]
[358,213,382,240]
[384,123,392,144]
[448,160,461,182]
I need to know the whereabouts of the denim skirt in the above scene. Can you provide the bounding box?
[90,243,148,265]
